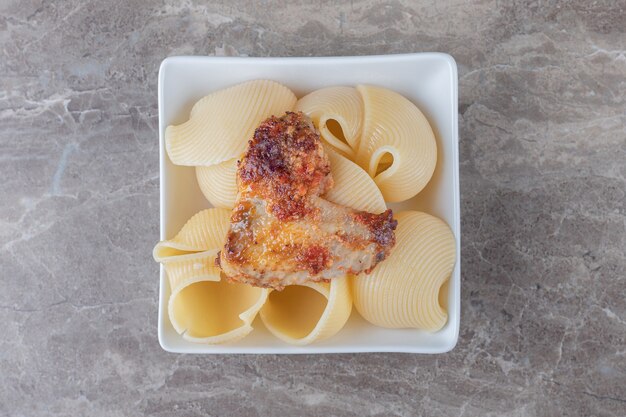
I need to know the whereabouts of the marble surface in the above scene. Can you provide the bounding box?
[1,0,625,415]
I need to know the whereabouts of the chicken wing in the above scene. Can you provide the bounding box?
[217,111,397,289]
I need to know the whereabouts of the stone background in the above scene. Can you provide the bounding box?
[1,1,625,416]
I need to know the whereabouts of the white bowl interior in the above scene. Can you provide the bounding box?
[158,54,459,353]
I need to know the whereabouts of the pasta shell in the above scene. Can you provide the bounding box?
[153,208,231,260]
[295,86,363,159]
[356,85,437,202]
[196,158,239,209]
[155,209,269,344]
[324,147,387,214]
[352,211,456,331]
[168,267,269,344]
[166,80,297,166]
[260,276,352,345]
[161,249,221,291]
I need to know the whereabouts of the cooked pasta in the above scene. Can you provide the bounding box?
[161,249,222,291]
[193,147,387,214]
[196,158,238,209]
[259,275,352,345]
[168,268,269,344]
[352,211,456,331]
[153,208,231,260]
[155,81,457,345]
[355,85,437,202]
[295,86,363,158]
[166,80,297,166]
[154,210,268,344]
[323,147,387,214]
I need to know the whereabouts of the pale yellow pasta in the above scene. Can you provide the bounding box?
[153,208,231,261]
[152,82,457,345]
[260,276,352,345]
[196,158,238,209]
[154,211,268,344]
[161,249,221,291]
[168,267,269,344]
[166,80,297,166]
[295,86,363,158]
[352,211,456,331]
[324,147,387,214]
[355,85,437,202]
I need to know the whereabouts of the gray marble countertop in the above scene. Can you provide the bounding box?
[2,1,625,416]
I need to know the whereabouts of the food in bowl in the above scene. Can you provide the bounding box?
[154,80,456,345]
[217,111,397,289]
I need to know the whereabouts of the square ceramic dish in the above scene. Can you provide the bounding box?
[158,53,460,353]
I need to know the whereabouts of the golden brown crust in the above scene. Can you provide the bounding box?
[354,209,397,246]
[295,244,332,275]
[219,111,397,289]
[238,111,332,221]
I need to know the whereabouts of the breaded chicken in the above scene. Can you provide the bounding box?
[217,111,397,289]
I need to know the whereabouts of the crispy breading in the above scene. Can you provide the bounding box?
[218,112,397,290]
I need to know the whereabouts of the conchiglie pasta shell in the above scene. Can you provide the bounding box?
[352,211,456,331]
[161,249,221,291]
[260,276,352,345]
[295,86,363,158]
[168,267,269,344]
[355,85,437,202]
[155,210,268,345]
[196,158,238,209]
[153,208,231,260]
[166,80,297,166]
[324,148,387,214]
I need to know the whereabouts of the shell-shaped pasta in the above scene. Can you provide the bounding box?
[260,276,352,345]
[324,148,387,214]
[352,211,456,331]
[166,80,297,166]
[295,87,363,158]
[155,210,269,344]
[153,208,231,260]
[168,267,269,344]
[161,249,221,291]
[196,158,239,209]
[355,85,437,202]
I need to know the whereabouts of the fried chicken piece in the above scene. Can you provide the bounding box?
[217,111,397,289]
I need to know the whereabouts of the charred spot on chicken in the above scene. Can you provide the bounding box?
[218,111,397,290]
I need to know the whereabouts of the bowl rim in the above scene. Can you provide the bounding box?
[157,52,460,354]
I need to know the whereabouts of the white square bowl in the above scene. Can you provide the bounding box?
[158,53,460,354]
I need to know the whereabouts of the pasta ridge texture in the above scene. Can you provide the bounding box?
[259,276,352,345]
[295,86,363,158]
[153,208,231,260]
[166,80,297,166]
[154,208,269,344]
[355,85,437,202]
[196,158,239,209]
[153,82,457,345]
[323,147,387,214]
[352,211,456,331]
[161,249,222,291]
[194,146,388,215]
